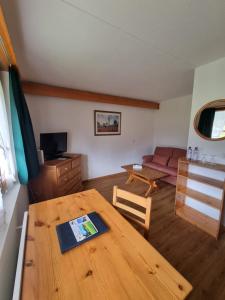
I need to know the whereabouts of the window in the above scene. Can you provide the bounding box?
[211,109,225,139]
[0,80,16,195]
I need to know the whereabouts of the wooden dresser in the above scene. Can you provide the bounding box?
[29,153,82,203]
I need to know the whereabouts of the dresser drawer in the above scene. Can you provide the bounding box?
[68,181,83,195]
[69,167,81,180]
[72,172,82,185]
[58,173,81,194]
[58,170,81,186]
[58,178,75,196]
[57,162,72,177]
[72,158,80,169]
[58,173,70,186]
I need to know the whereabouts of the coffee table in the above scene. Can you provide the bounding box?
[122,164,168,196]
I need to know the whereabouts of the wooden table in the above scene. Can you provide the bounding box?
[122,164,168,196]
[21,189,192,299]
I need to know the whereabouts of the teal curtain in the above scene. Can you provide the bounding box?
[198,108,215,138]
[9,65,39,184]
[9,79,28,184]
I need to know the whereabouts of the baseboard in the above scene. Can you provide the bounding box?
[83,172,126,183]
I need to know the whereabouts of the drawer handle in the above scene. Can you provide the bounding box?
[64,167,68,171]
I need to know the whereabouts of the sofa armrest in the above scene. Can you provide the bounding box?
[142,155,153,163]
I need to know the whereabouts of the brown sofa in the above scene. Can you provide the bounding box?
[142,147,186,185]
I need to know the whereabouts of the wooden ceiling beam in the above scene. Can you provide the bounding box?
[0,5,16,70]
[22,81,160,110]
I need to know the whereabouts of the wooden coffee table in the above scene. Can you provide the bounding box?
[122,164,168,196]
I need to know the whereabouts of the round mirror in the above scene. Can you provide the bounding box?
[194,99,225,141]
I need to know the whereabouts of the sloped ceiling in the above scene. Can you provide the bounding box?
[2,0,225,101]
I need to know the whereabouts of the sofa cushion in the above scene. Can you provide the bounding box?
[168,157,178,169]
[172,148,186,158]
[144,162,177,176]
[142,155,153,163]
[155,147,173,157]
[152,154,170,166]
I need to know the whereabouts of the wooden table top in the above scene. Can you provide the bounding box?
[21,189,192,300]
[122,164,168,181]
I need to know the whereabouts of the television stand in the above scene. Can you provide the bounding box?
[56,157,69,160]
[45,152,66,160]
[29,153,82,203]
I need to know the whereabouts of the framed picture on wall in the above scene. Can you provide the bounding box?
[94,110,121,136]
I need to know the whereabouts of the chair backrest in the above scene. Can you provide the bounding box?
[113,186,152,231]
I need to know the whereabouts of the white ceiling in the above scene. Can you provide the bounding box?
[2,0,225,101]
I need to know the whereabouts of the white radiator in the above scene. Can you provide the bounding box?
[12,211,28,300]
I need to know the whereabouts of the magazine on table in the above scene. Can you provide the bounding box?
[56,211,109,253]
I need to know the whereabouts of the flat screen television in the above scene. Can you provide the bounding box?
[40,132,67,159]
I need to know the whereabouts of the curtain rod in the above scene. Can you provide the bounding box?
[0,35,11,66]
[0,6,17,69]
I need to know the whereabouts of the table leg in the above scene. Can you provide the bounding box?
[145,181,158,197]
[126,174,134,184]
[145,184,153,197]
[153,181,158,190]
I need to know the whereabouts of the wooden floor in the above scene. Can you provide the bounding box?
[83,172,225,300]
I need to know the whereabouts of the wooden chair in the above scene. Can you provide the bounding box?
[113,186,152,239]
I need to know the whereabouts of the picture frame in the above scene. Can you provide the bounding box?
[94,110,121,136]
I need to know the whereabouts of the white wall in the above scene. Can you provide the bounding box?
[186,57,225,226]
[153,95,192,149]
[188,57,225,164]
[26,95,155,179]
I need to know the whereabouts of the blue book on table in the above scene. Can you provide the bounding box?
[56,211,109,253]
